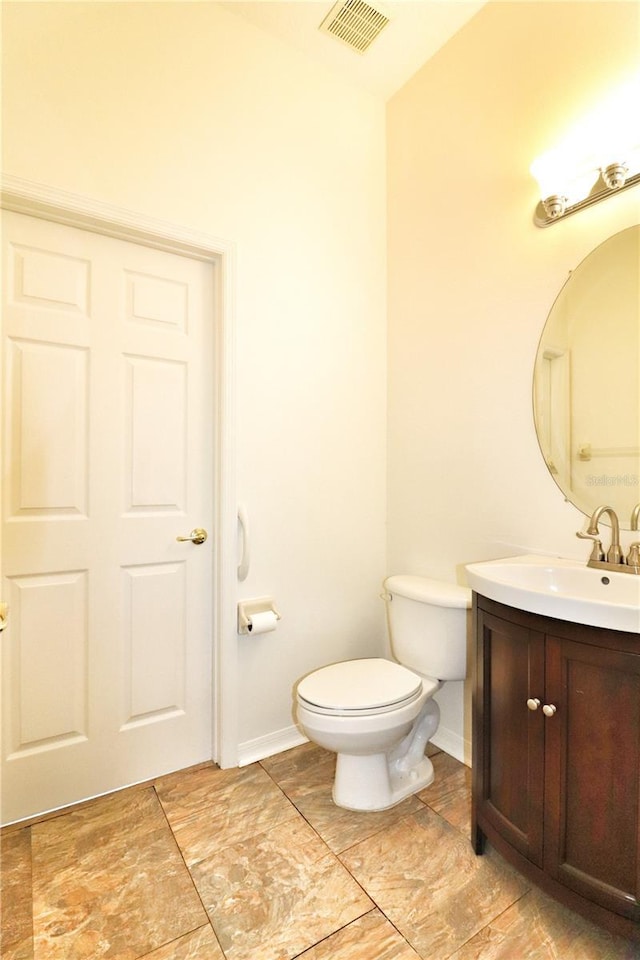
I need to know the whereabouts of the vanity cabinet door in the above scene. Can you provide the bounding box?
[474,609,546,867]
[543,635,640,922]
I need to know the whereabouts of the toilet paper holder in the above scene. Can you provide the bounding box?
[237,597,282,635]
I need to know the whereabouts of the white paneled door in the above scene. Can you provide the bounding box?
[1,211,215,824]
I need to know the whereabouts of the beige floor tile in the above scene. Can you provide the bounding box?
[263,741,427,854]
[260,740,331,784]
[191,814,373,960]
[8,739,633,960]
[418,751,472,835]
[448,887,638,960]
[31,788,206,960]
[0,828,33,960]
[140,924,226,959]
[296,908,422,959]
[340,806,530,960]
[156,761,298,867]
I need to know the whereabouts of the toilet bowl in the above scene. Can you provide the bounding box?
[295,576,471,812]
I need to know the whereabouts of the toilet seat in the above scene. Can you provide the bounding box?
[297,658,432,717]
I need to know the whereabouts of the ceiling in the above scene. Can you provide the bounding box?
[219,0,488,100]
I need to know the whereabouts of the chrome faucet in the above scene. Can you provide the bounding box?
[577,504,624,566]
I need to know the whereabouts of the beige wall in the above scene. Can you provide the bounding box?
[387,1,640,761]
[1,2,388,759]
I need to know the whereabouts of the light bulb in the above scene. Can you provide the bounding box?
[531,147,576,217]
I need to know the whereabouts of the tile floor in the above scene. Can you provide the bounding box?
[1,742,638,960]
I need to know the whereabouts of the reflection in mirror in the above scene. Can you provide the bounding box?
[533,225,640,529]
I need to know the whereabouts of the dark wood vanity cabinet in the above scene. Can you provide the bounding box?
[472,594,640,943]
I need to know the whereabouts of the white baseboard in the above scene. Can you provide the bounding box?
[238,724,308,767]
[430,726,471,767]
[238,723,471,769]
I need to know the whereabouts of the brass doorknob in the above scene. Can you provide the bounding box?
[176,528,208,545]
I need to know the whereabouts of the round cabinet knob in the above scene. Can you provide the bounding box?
[526,698,541,711]
[542,703,557,717]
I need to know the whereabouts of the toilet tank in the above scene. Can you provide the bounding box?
[384,575,471,681]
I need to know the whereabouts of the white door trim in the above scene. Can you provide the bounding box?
[0,174,238,769]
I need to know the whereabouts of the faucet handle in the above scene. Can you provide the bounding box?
[627,543,640,567]
[576,530,604,562]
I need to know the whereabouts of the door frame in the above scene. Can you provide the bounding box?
[0,174,238,770]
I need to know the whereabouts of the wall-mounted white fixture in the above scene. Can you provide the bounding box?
[237,597,282,635]
[531,73,640,226]
[237,504,250,581]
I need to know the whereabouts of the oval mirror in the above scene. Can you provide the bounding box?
[533,225,639,529]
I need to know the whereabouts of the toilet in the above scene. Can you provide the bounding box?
[295,575,471,812]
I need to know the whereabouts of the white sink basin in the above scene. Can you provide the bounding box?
[465,554,640,633]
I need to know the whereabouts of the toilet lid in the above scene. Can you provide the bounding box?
[297,658,423,713]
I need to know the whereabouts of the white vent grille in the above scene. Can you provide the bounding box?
[319,0,390,54]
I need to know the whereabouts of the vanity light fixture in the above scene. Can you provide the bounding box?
[531,74,640,226]
[532,160,640,226]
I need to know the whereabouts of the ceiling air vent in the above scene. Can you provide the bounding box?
[319,0,390,54]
